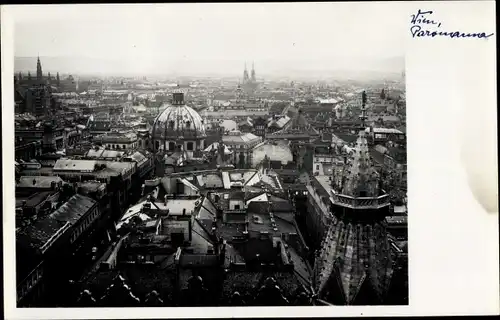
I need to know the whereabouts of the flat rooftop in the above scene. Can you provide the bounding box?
[313,175,333,199]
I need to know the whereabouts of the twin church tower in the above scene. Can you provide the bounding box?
[242,62,258,93]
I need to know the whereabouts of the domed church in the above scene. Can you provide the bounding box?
[152,90,206,159]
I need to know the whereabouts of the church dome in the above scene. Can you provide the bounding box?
[152,92,206,140]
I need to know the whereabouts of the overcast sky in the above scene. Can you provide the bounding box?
[10,3,406,76]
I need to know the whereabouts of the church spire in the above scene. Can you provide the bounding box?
[36,55,43,83]
[337,90,379,197]
[56,72,60,87]
[339,130,379,197]
[251,61,256,82]
[243,62,249,82]
[359,91,367,129]
[312,92,395,304]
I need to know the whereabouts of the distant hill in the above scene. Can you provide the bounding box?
[15,55,405,79]
[15,56,127,76]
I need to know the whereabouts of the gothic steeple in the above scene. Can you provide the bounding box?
[243,62,249,83]
[56,72,60,87]
[339,130,379,197]
[251,61,256,82]
[312,90,395,305]
[359,90,368,129]
[36,56,43,82]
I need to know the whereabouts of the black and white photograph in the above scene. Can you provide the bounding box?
[2,1,497,317]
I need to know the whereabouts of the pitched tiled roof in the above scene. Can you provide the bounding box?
[229,191,245,201]
[15,190,55,208]
[222,131,261,146]
[16,217,68,251]
[314,218,394,305]
[221,270,305,302]
[49,194,96,225]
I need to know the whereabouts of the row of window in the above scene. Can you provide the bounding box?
[154,141,197,151]
[314,157,334,163]
[18,264,43,301]
[136,254,155,262]
[70,207,99,243]
[106,143,137,149]
[374,133,405,140]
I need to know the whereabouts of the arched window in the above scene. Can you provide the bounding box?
[169,142,175,150]
[169,120,175,129]
[123,145,126,149]
[185,121,191,129]
[155,141,160,150]
[187,142,194,151]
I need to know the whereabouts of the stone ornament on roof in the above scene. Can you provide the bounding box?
[339,130,379,197]
[76,289,97,307]
[99,274,141,307]
[144,290,164,306]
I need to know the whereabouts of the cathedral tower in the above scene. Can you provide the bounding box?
[312,91,395,305]
[36,56,43,83]
[251,61,256,82]
[243,62,249,83]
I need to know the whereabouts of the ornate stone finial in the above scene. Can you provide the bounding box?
[340,130,379,197]
[77,289,97,306]
[145,290,164,306]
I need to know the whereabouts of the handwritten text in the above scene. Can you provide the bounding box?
[410,9,494,39]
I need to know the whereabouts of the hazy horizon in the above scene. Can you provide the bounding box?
[10,3,407,78]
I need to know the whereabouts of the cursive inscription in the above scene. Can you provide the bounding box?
[410,9,494,39]
[411,9,441,27]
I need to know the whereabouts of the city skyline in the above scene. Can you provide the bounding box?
[11,3,406,77]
